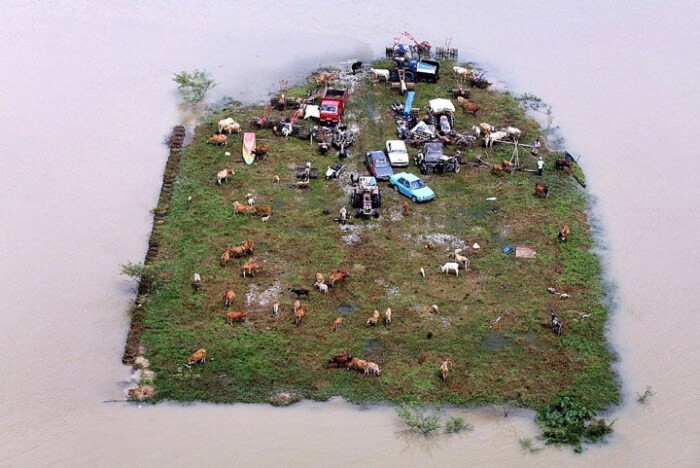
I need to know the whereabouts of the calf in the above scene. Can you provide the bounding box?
[558,225,571,242]
[534,182,550,198]
[294,306,306,326]
[440,262,460,277]
[226,311,247,324]
[314,281,329,294]
[330,317,343,333]
[187,348,207,367]
[242,261,259,278]
[328,352,353,367]
[367,309,380,326]
[223,289,236,308]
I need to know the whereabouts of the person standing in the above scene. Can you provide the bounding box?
[531,138,541,156]
[537,157,545,177]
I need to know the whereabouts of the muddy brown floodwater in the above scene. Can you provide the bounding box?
[1,2,699,467]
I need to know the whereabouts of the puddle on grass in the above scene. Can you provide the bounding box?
[336,303,358,315]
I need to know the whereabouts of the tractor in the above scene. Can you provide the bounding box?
[350,176,382,218]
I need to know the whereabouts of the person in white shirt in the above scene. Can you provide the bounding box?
[537,157,545,176]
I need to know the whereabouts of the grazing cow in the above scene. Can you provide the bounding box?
[457,96,479,116]
[273,302,279,317]
[233,201,256,215]
[441,359,452,382]
[253,143,269,160]
[330,317,343,333]
[367,309,380,326]
[218,117,237,134]
[369,68,390,81]
[242,261,259,278]
[347,358,369,373]
[187,348,207,367]
[534,182,550,198]
[440,262,460,277]
[314,282,329,294]
[315,273,325,285]
[555,158,573,170]
[479,122,496,138]
[328,352,353,367]
[402,200,409,216]
[294,306,306,326]
[226,310,247,324]
[384,308,392,326]
[290,288,310,298]
[220,250,231,267]
[217,169,234,185]
[351,61,363,75]
[551,313,563,337]
[365,362,382,376]
[452,65,471,77]
[208,134,228,146]
[503,126,521,140]
[221,122,241,134]
[329,270,350,287]
[223,289,236,307]
[501,159,514,170]
[228,245,246,258]
[255,205,272,216]
[242,239,255,254]
[485,131,509,148]
[558,225,571,242]
[491,164,504,176]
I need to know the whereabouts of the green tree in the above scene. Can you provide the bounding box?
[172,69,218,104]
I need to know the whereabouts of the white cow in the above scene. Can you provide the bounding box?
[369,68,390,81]
[218,117,237,134]
[440,262,460,277]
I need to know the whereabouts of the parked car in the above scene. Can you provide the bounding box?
[389,172,436,203]
[415,142,460,174]
[385,140,409,167]
[365,151,394,181]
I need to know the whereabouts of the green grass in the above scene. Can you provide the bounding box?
[129,58,619,418]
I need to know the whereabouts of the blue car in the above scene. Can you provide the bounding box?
[389,172,436,203]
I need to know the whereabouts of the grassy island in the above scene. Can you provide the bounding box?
[124,58,618,418]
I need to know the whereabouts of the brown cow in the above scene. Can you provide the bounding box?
[366,309,380,326]
[226,311,247,324]
[502,159,514,170]
[457,96,479,116]
[242,239,255,254]
[491,164,504,176]
[294,306,306,326]
[223,289,236,307]
[228,245,247,258]
[402,200,409,216]
[328,352,353,368]
[233,201,256,215]
[187,348,207,366]
[347,358,369,373]
[535,182,549,198]
[242,261,259,278]
[255,205,272,216]
[329,270,350,287]
[330,317,343,333]
[558,225,571,242]
[207,134,228,146]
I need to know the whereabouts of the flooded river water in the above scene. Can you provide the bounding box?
[2,2,699,466]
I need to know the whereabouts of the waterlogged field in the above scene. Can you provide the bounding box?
[128,60,617,413]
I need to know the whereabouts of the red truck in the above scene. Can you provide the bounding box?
[319,87,349,124]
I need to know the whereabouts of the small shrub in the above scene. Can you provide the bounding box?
[173,69,218,104]
[444,416,473,434]
[120,261,146,281]
[536,394,613,452]
[519,437,542,453]
[396,404,442,435]
[636,386,656,404]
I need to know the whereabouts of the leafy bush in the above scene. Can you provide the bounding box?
[396,404,442,435]
[172,69,217,104]
[536,394,613,451]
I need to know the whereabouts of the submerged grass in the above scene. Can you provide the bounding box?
[130,58,618,419]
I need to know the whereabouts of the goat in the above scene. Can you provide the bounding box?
[558,225,570,242]
[294,306,306,326]
[261,215,271,222]
[420,267,426,278]
[365,362,382,376]
[441,359,452,382]
[226,311,247,324]
[208,134,228,146]
[551,313,563,336]
[440,262,460,277]
[246,193,255,206]
[366,309,380,326]
[217,168,234,185]
[314,281,329,294]
[369,68,390,81]
[272,302,279,317]
[330,317,343,333]
[192,272,201,291]
[187,348,207,367]
[534,182,550,198]
[457,96,479,116]
[223,289,236,308]
[384,308,392,326]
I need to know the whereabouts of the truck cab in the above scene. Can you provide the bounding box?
[319,87,349,124]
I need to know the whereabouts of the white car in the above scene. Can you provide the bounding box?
[385,140,409,167]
